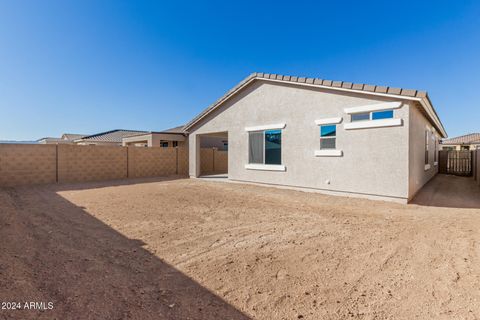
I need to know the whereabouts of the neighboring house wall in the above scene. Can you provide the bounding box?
[188,80,412,202]
[408,103,440,200]
[122,133,186,147]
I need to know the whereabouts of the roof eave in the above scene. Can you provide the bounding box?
[183,73,447,138]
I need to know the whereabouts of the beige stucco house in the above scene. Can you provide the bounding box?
[441,133,480,151]
[74,129,147,146]
[37,133,86,144]
[122,125,228,150]
[122,126,186,148]
[183,72,447,203]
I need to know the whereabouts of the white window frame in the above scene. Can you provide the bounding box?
[344,102,403,130]
[245,123,286,132]
[350,109,394,122]
[344,118,402,130]
[245,125,286,171]
[314,117,343,157]
[344,101,402,114]
[424,128,430,170]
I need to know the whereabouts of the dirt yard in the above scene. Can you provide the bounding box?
[1,176,480,320]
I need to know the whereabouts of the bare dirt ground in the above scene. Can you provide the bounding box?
[1,175,480,320]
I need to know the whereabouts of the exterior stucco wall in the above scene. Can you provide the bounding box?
[408,103,440,200]
[122,133,185,147]
[189,81,412,201]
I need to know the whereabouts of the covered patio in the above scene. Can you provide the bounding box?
[411,174,480,208]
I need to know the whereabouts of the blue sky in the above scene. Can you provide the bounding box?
[0,0,479,140]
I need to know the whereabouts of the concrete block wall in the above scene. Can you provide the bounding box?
[0,144,189,187]
[200,148,228,175]
[58,145,127,183]
[177,145,189,176]
[128,147,177,178]
[214,150,228,173]
[0,144,57,187]
[200,148,215,174]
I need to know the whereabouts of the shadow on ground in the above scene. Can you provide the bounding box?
[51,175,187,192]
[411,174,480,209]
[0,179,250,320]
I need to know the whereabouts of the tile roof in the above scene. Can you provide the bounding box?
[62,133,87,141]
[183,72,447,137]
[78,130,148,143]
[122,125,187,139]
[441,133,480,145]
[163,125,185,133]
[37,137,64,142]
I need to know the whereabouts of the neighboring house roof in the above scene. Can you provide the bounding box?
[37,137,68,143]
[123,125,187,138]
[441,133,480,145]
[183,72,447,137]
[0,140,38,144]
[163,125,185,133]
[62,133,87,141]
[76,129,148,143]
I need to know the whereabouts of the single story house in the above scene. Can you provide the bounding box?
[74,129,147,146]
[37,133,87,144]
[441,133,480,150]
[122,125,228,150]
[122,126,186,148]
[182,72,447,203]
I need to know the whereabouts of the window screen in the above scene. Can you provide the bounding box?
[248,131,264,164]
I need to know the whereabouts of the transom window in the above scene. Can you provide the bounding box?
[351,109,394,122]
[320,125,336,149]
[248,130,282,165]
